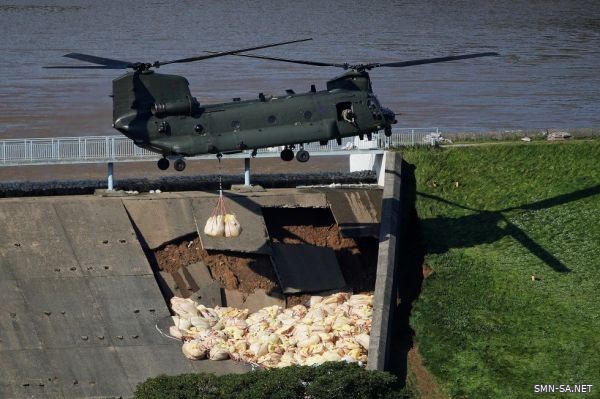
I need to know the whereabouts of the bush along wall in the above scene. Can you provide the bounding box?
[134,362,412,399]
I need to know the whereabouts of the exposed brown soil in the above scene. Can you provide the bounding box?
[423,263,433,279]
[154,236,278,294]
[285,293,312,307]
[153,207,378,303]
[408,345,447,399]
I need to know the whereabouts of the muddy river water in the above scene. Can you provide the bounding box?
[1,0,599,139]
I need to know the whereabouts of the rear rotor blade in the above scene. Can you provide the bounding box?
[209,51,347,68]
[156,38,313,67]
[499,185,600,213]
[372,52,499,68]
[219,51,499,71]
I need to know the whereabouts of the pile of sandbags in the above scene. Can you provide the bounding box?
[170,292,373,368]
[203,192,242,238]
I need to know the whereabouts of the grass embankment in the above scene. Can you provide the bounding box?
[402,141,600,398]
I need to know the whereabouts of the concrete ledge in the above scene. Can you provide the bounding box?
[123,198,197,249]
[367,151,402,371]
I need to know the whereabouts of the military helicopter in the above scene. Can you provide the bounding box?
[45,39,498,171]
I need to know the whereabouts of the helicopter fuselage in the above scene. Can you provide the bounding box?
[45,43,496,170]
[112,69,396,158]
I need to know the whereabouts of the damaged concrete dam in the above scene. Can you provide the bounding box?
[0,153,404,398]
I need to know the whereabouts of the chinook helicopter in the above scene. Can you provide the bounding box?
[45,39,498,171]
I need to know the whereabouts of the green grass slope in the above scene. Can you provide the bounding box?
[402,141,600,398]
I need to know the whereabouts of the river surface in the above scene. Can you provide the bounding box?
[1,0,599,138]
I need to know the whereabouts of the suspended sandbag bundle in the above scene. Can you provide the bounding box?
[203,181,242,238]
[204,214,225,237]
[224,214,241,237]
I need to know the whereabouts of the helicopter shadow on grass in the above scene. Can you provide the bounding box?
[418,184,600,273]
[387,163,600,387]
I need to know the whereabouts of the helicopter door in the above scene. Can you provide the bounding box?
[336,101,357,136]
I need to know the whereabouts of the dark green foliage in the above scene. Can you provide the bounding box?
[402,141,600,398]
[133,373,221,399]
[304,362,402,399]
[134,363,411,399]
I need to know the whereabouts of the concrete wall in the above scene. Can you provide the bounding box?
[367,151,403,371]
[0,196,249,398]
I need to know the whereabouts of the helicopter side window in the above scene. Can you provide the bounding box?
[304,111,312,120]
[267,115,277,125]
[336,102,354,123]
[231,120,240,130]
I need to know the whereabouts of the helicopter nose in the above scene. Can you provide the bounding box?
[113,119,129,133]
[382,107,397,124]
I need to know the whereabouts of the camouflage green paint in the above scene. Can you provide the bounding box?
[112,69,395,157]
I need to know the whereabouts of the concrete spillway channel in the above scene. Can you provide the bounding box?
[0,152,404,398]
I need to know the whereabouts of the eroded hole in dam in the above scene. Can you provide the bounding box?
[146,207,378,308]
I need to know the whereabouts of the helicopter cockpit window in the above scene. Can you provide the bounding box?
[267,115,277,125]
[304,111,312,120]
[231,120,240,130]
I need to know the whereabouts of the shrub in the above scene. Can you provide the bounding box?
[134,362,409,399]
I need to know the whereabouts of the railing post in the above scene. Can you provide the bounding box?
[107,162,114,190]
[244,157,251,186]
[2,141,5,163]
[411,129,415,146]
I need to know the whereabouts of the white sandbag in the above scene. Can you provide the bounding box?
[223,214,242,237]
[169,325,183,339]
[190,316,211,330]
[204,215,225,237]
[171,297,199,318]
[182,341,206,360]
[209,346,230,360]
[355,333,370,350]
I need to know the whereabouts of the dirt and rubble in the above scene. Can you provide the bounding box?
[154,238,278,294]
[152,207,379,306]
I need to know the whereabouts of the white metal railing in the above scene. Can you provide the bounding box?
[0,128,439,166]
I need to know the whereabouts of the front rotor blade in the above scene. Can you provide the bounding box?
[417,192,480,212]
[374,52,499,68]
[157,38,313,67]
[62,53,133,68]
[211,51,347,68]
[503,219,570,272]
[43,65,126,69]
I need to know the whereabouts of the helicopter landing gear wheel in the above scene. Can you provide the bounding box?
[174,158,186,172]
[280,148,294,162]
[157,157,170,170]
[296,149,310,163]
